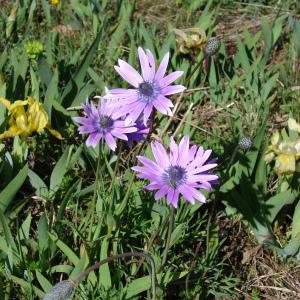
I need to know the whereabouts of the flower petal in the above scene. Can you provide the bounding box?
[159,71,184,88]
[161,85,186,96]
[155,52,169,80]
[138,47,151,81]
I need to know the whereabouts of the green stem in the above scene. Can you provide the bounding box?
[185,55,205,86]
[161,206,175,267]
[88,142,102,242]
[109,142,122,193]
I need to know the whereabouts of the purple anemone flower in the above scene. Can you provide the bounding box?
[73,99,137,151]
[126,118,150,147]
[107,47,185,125]
[132,136,218,208]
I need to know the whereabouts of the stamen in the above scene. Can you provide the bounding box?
[139,82,154,97]
[98,115,114,133]
[162,165,187,189]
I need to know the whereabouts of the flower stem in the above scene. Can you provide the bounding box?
[88,142,102,242]
[109,142,122,193]
[161,205,175,267]
[185,55,205,86]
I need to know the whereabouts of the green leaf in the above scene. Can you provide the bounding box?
[266,190,297,223]
[36,270,52,292]
[49,147,71,194]
[261,17,273,65]
[56,179,81,233]
[30,66,40,100]
[28,169,49,198]
[125,276,151,299]
[0,209,18,256]
[44,68,59,118]
[69,249,89,280]
[0,164,28,212]
[7,275,44,298]
[37,55,53,87]
[99,237,111,289]
[49,233,79,265]
[62,32,101,107]
[292,200,300,239]
[19,213,32,240]
[170,224,186,247]
[38,213,49,251]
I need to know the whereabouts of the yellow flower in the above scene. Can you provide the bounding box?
[50,0,60,5]
[0,97,62,139]
[275,153,296,176]
[288,118,300,133]
[173,27,206,54]
[264,125,300,176]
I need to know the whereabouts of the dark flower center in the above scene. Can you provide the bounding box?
[162,165,187,189]
[139,82,154,97]
[99,115,113,130]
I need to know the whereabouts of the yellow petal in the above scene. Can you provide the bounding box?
[288,118,300,133]
[0,97,11,109]
[264,152,275,163]
[271,130,280,146]
[46,124,63,139]
[27,100,48,132]
[275,154,295,176]
[8,100,28,113]
[0,127,21,139]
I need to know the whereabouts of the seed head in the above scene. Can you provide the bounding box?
[238,136,252,150]
[204,37,221,56]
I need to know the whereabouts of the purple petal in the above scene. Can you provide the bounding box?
[161,85,186,96]
[145,182,160,190]
[143,104,153,126]
[125,102,146,125]
[188,145,197,162]
[153,97,173,116]
[118,59,143,86]
[138,47,151,81]
[188,174,219,182]
[105,133,117,151]
[114,65,141,88]
[111,130,128,140]
[166,189,175,205]
[159,71,184,88]
[151,141,169,167]
[146,49,156,79]
[189,163,218,174]
[137,155,164,173]
[177,136,190,166]
[155,52,169,80]
[170,137,179,164]
[178,185,195,204]
[154,187,168,200]
[86,133,101,147]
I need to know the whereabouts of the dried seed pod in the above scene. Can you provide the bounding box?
[204,37,221,56]
[238,136,252,150]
